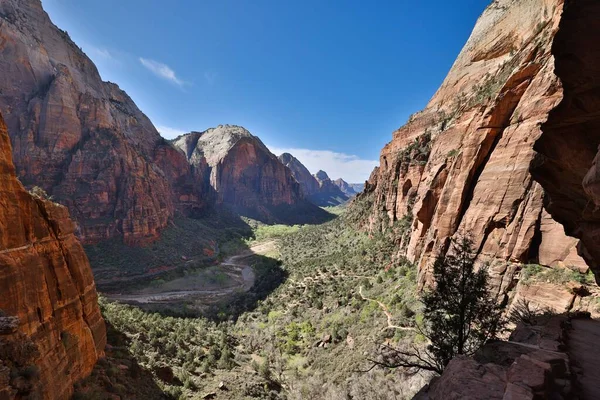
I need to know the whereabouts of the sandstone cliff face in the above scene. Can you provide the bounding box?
[0,112,106,399]
[278,153,321,197]
[0,0,208,245]
[173,126,328,223]
[362,0,589,293]
[278,153,349,207]
[531,0,600,281]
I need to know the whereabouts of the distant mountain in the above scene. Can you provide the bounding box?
[278,154,349,207]
[349,183,365,193]
[278,153,320,197]
[310,170,349,207]
[172,126,330,224]
[333,178,364,196]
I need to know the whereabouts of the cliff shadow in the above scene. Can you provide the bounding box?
[73,323,169,399]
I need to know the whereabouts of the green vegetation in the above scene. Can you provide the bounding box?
[85,212,254,291]
[521,264,593,285]
[93,195,424,398]
[375,237,504,374]
[394,131,432,168]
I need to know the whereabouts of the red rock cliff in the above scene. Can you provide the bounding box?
[172,125,330,224]
[532,0,600,281]
[362,0,590,292]
[0,111,106,399]
[0,0,209,245]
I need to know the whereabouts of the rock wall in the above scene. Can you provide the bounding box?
[0,0,209,245]
[173,126,329,224]
[0,112,106,399]
[362,0,590,291]
[279,153,321,198]
[278,153,349,207]
[531,0,600,282]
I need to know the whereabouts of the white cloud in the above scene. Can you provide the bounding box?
[268,146,378,183]
[140,58,185,86]
[156,125,187,139]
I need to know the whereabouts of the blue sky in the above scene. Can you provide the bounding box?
[42,0,489,182]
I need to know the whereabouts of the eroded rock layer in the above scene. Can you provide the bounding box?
[0,0,209,245]
[0,112,106,399]
[532,0,600,281]
[362,0,589,291]
[173,126,329,223]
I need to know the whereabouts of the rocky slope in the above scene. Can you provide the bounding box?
[0,0,209,245]
[172,126,329,223]
[361,0,590,297]
[414,313,600,399]
[0,111,106,399]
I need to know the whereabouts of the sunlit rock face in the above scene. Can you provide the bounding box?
[173,126,330,223]
[0,111,106,399]
[362,0,591,292]
[0,0,209,245]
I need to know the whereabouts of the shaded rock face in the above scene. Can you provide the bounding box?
[0,112,106,399]
[334,178,356,196]
[173,126,327,223]
[0,0,208,245]
[362,0,590,290]
[531,0,600,282]
[278,153,349,206]
[278,153,321,197]
[334,178,364,196]
[311,170,349,207]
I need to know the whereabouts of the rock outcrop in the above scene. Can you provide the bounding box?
[172,126,329,223]
[531,0,600,282]
[278,153,321,198]
[278,153,349,206]
[0,0,209,245]
[0,112,106,399]
[414,314,580,400]
[333,178,363,197]
[311,170,349,207]
[361,0,590,292]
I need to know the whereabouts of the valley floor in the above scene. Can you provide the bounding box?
[76,202,600,400]
[77,203,430,399]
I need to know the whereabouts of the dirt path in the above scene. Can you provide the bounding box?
[568,318,600,399]
[359,286,414,331]
[109,241,276,304]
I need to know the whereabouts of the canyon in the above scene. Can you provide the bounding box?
[0,0,600,398]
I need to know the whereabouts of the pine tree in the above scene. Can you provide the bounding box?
[422,236,505,371]
[369,236,505,374]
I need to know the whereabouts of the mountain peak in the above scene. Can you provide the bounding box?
[315,170,330,181]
